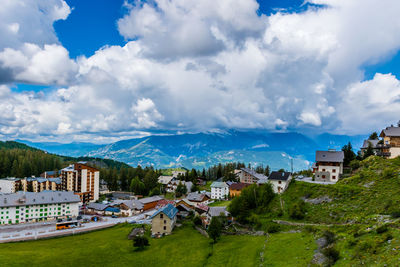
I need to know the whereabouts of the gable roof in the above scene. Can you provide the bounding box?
[139,195,163,204]
[208,206,230,217]
[380,126,400,137]
[240,168,269,181]
[187,192,208,202]
[269,171,292,181]
[211,181,228,188]
[87,202,108,211]
[158,175,174,185]
[315,150,344,163]
[361,139,379,149]
[229,183,250,190]
[151,204,178,219]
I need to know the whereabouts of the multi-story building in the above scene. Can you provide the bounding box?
[21,177,62,192]
[0,191,80,225]
[312,150,344,183]
[61,162,99,203]
[210,182,229,200]
[379,125,400,158]
[0,178,22,193]
[236,168,269,184]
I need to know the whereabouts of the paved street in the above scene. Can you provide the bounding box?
[0,209,156,243]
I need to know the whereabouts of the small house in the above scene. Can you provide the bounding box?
[313,150,344,183]
[268,171,292,193]
[139,195,164,211]
[151,204,178,236]
[229,182,250,197]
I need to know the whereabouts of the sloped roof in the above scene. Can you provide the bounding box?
[151,204,178,219]
[315,150,344,163]
[139,195,163,204]
[229,183,250,190]
[211,181,228,188]
[361,139,379,149]
[0,191,80,208]
[87,202,108,211]
[158,175,174,185]
[187,192,208,202]
[208,206,230,217]
[269,171,292,181]
[240,168,269,181]
[381,126,400,137]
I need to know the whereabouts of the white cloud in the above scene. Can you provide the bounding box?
[2,0,400,141]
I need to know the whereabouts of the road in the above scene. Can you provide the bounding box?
[0,209,156,243]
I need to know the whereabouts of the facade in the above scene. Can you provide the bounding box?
[139,195,164,211]
[210,182,229,200]
[236,168,269,184]
[151,204,178,236]
[379,126,400,158]
[313,150,344,183]
[61,162,100,203]
[229,183,250,197]
[166,180,193,193]
[205,206,230,227]
[0,178,21,193]
[172,170,187,178]
[268,172,292,193]
[21,177,62,192]
[0,191,80,225]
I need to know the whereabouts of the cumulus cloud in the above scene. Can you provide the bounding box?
[2,0,400,141]
[0,0,73,85]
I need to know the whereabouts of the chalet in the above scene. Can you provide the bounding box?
[87,202,108,215]
[151,204,178,236]
[236,168,268,184]
[210,182,229,200]
[205,206,231,227]
[360,139,380,157]
[110,199,144,216]
[158,175,174,185]
[229,182,250,197]
[379,125,400,158]
[187,192,210,204]
[268,171,292,193]
[313,150,344,183]
[167,180,193,193]
[139,196,164,211]
[172,170,187,178]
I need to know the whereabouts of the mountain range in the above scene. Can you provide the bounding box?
[17,130,366,171]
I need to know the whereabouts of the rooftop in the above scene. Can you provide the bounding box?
[139,195,163,204]
[208,206,230,217]
[269,171,292,181]
[0,191,81,208]
[381,126,400,137]
[229,183,250,190]
[240,168,269,181]
[315,150,344,163]
[151,204,178,219]
[210,181,228,188]
[361,139,380,149]
[187,192,208,202]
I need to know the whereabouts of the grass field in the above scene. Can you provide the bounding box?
[208,200,231,207]
[0,223,316,267]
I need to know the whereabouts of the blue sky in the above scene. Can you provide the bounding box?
[1,0,400,143]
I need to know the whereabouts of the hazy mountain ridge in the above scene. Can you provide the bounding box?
[18,130,366,170]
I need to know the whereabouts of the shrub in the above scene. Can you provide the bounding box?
[304,225,316,233]
[346,237,357,248]
[193,216,202,226]
[289,200,306,220]
[349,159,360,170]
[376,224,388,234]
[391,211,400,218]
[133,236,150,251]
[265,222,280,233]
[322,246,339,266]
[323,230,335,245]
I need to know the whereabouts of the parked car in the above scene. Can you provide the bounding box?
[57,219,63,223]
[111,215,117,218]
[77,215,82,220]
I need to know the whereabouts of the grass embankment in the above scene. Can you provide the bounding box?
[0,223,316,267]
[208,200,231,207]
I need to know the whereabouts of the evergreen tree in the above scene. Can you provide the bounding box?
[369,132,379,140]
[208,217,222,243]
[342,142,356,167]
[363,142,375,159]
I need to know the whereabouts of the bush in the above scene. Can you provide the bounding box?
[289,200,306,220]
[376,224,388,234]
[265,222,280,233]
[322,246,339,266]
[391,211,400,218]
[349,159,360,170]
[193,216,202,226]
[133,236,150,251]
[304,225,316,233]
[323,230,335,245]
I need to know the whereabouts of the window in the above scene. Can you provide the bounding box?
[160,214,163,219]
[163,226,166,230]
[164,220,167,224]
[322,169,326,172]
[332,176,336,179]
[278,181,282,184]
[322,175,326,179]
[332,169,336,173]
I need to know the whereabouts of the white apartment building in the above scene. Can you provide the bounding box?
[0,178,20,193]
[0,191,80,225]
[210,182,229,200]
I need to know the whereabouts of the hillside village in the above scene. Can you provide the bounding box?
[1,123,400,266]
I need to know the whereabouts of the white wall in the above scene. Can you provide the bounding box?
[390,147,400,158]
[0,180,15,193]
[211,186,229,199]
[317,165,341,182]
[93,171,100,202]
